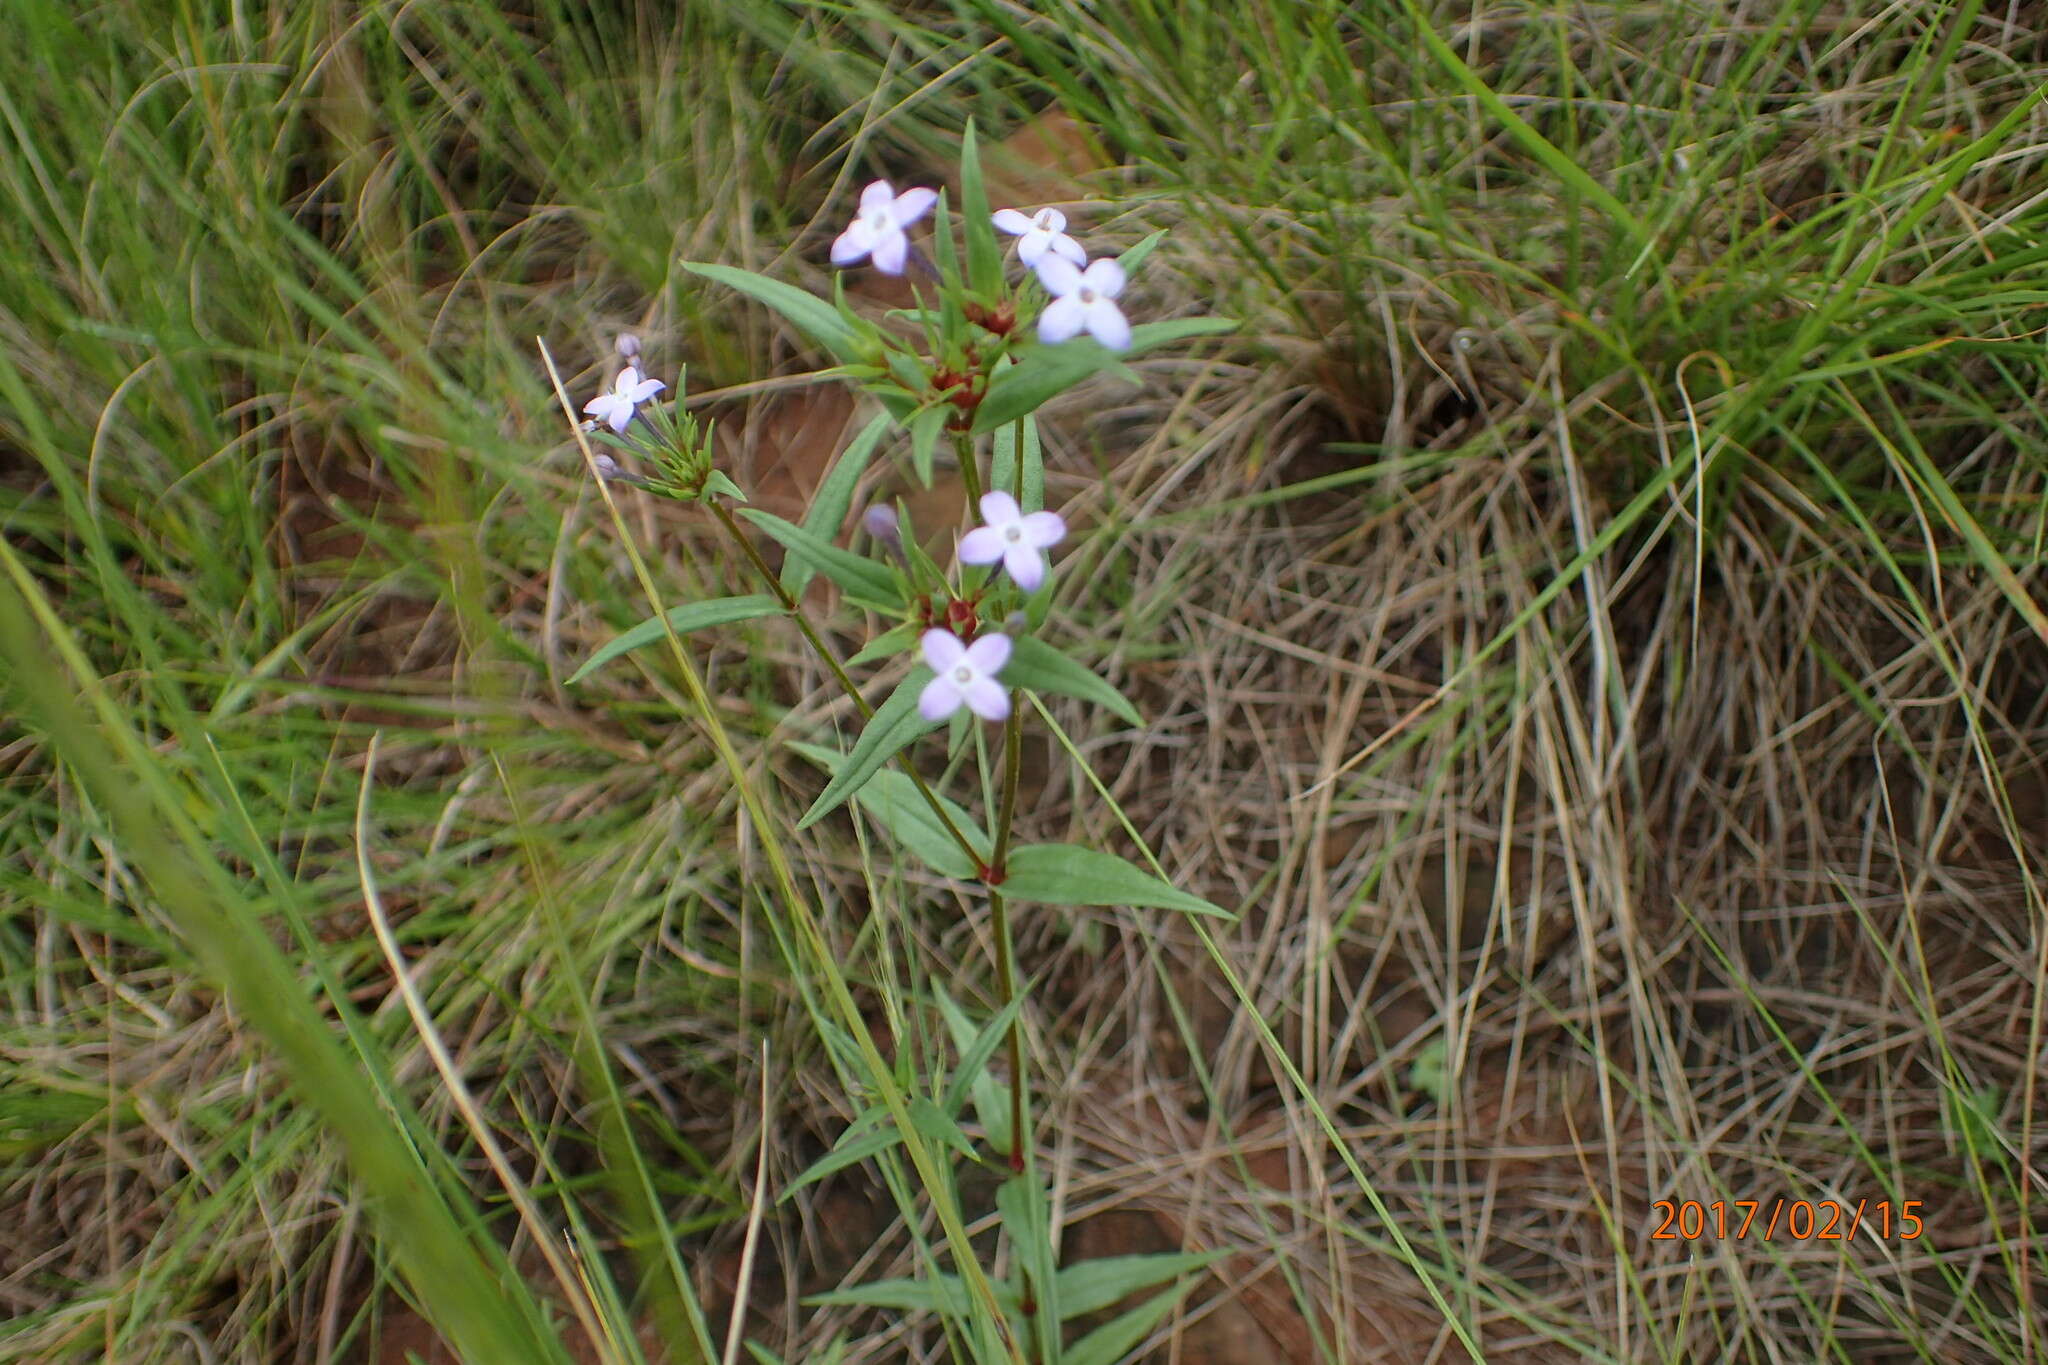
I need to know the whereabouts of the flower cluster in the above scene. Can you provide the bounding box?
[911,489,1068,722]
[832,180,1133,351]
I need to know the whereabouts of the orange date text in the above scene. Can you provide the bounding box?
[1649,1199,1923,1242]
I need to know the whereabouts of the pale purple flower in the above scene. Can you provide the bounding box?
[583,365,665,434]
[830,180,938,276]
[992,207,1086,269]
[1034,256,1130,350]
[918,630,1011,722]
[958,491,1065,592]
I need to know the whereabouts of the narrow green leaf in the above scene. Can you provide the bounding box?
[997,1174,1061,1343]
[787,410,892,596]
[805,1275,974,1315]
[907,1096,978,1160]
[790,743,991,879]
[910,404,948,487]
[934,985,1028,1154]
[738,507,902,608]
[798,672,938,829]
[1117,229,1167,276]
[1064,1285,1194,1365]
[783,1109,896,1200]
[961,119,1002,295]
[1055,1252,1223,1320]
[1000,846,1230,918]
[846,621,919,669]
[682,261,865,364]
[568,594,782,684]
[971,319,1237,433]
[1002,636,1141,726]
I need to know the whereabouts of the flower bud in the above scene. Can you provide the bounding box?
[615,333,641,361]
[592,453,622,479]
[863,504,900,542]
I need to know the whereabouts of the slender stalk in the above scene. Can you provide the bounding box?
[953,430,984,507]
[707,500,985,871]
[989,699,1026,1171]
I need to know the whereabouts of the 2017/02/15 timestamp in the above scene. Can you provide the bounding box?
[1650,1199,1924,1242]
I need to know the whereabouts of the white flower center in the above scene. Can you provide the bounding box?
[867,208,892,231]
[1078,288,1096,303]
[953,665,974,685]
[1003,525,1022,543]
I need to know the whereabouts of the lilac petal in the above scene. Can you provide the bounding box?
[1016,233,1049,267]
[1038,296,1086,344]
[958,525,1007,565]
[607,404,634,434]
[582,394,611,418]
[1003,544,1046,592]
[1085,300,1132,351]
[1038,208,1068,233]
[978,491,1021,526]
[890,187,938,227]
[918,674,962,722]
[1081,258,1127,297]
[628,377,666,403]
[921,628,966,671]
[869,228,909,276]
[992,208,1034,235]
[831,221,874,265]
[859,180,896,212]
[964,633,1012,675]
[1019,510,1066,548]
[1050,234,1088,267]
[1033,254,1082,296]
[962,676,1009,721]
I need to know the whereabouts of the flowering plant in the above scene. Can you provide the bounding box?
[554,123,1234,1360]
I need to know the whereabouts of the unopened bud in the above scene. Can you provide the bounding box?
[863,504,899,542]
[615,333,641,360]
[591,454,623,479]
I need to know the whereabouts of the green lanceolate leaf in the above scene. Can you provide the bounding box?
[788,410,892,596]
[1117,229,1168,276]
[961,119,1002,295]
[568,594,783,684]
[789,742,991,879]
[1000,845,1230,917]
[739,507,902,609]
[910,403,948,487]
[970,318,1236,433]
[1002,636,1141,726]
[934,985,1028,1152]
[1065,1285,1196,1365]
[1055,1252,1223,1319]
[846,620,920,669]
[798,672,938,829]
[973,342,1136,433]
[989,413,1044,512]
[682,261,866,365]
[997,1174,1061,1340]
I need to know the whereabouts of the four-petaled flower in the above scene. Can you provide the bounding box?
[831,180,939,276]
[584,365,665,434]
[992,206,1086,269]
[1033,256,1131,350]
[958,491,1066,592]
[919,630,1012,722]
